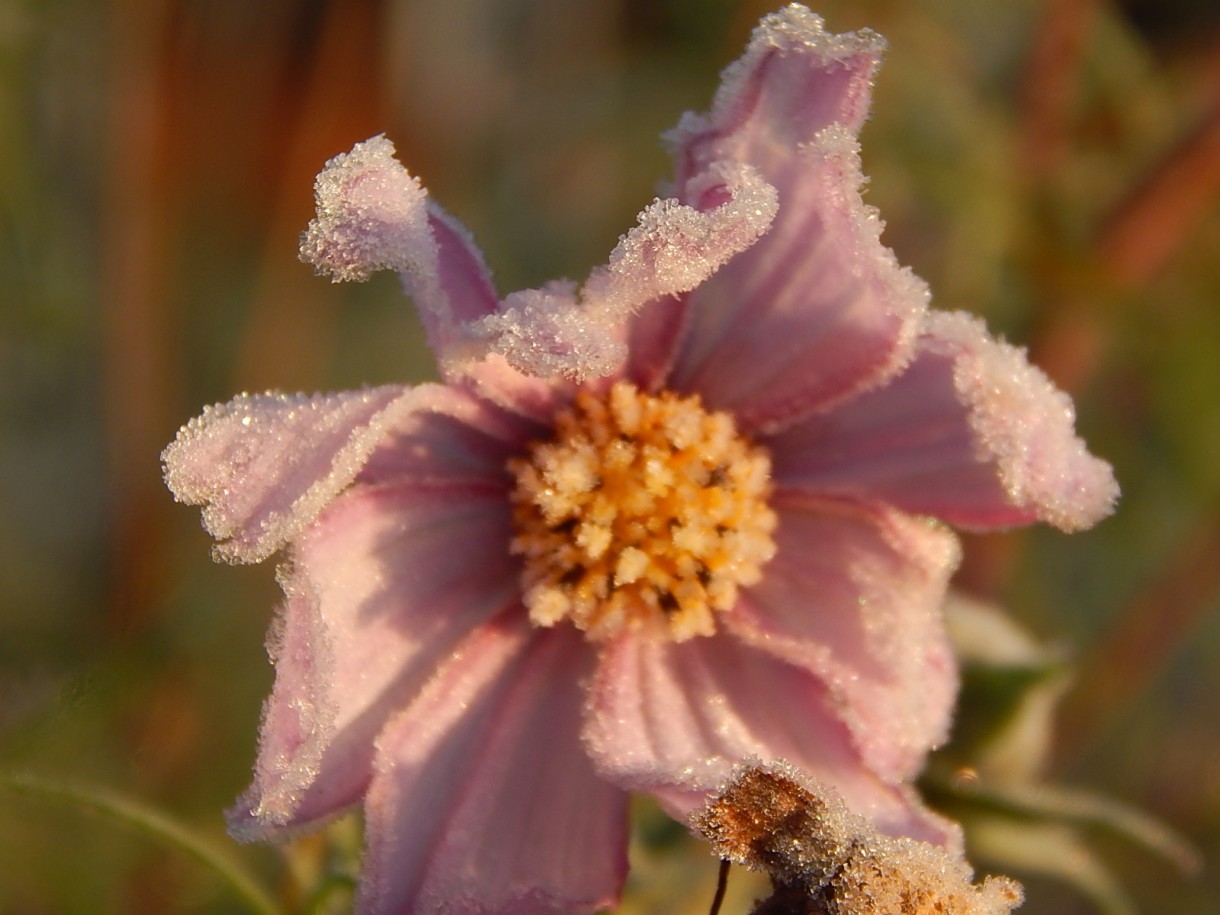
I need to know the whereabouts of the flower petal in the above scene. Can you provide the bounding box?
[768,310,1119,531]
[361,617,628,915]
[583,628,957,846]
[618,161,779,391]
[663,8,924,431]
[298,135,506,369]
[227,481,519,839]
[466,161,777,384]
[724,493,959,781]
[356,380,544,487]
[162,385,420,563]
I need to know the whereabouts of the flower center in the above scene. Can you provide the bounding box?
[508,381,777,642]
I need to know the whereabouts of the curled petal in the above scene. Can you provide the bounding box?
[362,618,628,915]
[300,135,435,284]
[460,282,627,383]
[227,481,519,839]
[724,493,959,781]
[769,310,1119,531]
[465,162,778,384]
[162,385,419,563]
[589,162,777,314]
[583,630,958,847]
[670,5,884,177]
[605,161,777,390]
[299,135,511,373]
[663,10,923,431]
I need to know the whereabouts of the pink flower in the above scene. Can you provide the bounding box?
[163,7,1116,914]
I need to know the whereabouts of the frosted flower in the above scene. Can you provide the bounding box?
[163,6,1115,914]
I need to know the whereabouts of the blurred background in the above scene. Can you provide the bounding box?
[2,0,1218,911]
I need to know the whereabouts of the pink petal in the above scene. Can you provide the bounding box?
[300,135,577,381]
[724,493,959,781]
[227,481,519,839]
[463,281,627,383]
[424,202,501,329]
[298,136,503,365]
[356,380,544,487]
[162,385,420,563]
[300,135,436,285]
[663,8,924,431]
[615,161,778,391]
[465,353,580,421]
[361,617,628,915]
[584,628,957,846]
[467,162,777,384]
[768,310,1119,531]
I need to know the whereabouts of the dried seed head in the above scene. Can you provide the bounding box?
[692,763,1023,915]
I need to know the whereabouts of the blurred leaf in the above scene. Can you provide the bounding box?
[966,817,1138,915]
[0,771,280,915]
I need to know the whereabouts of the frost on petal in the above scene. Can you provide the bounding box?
[589,162,777,321]
[669,5,885,178]
[775,312,1117,534]
[771,311,1118,532]
[604,161,778,390]
[299,135,509,371]
[162,385,421,563]
[227,481,520,839]
[932,310,1118,531]
[583,630,959,847]
[457,162,778,385]
[460,282,627,383]
[725,493,960,782]
[662,8,924,430]
[361,618,628,915]
[301,135,436,284]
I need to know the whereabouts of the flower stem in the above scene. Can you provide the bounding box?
[0,771,280,915]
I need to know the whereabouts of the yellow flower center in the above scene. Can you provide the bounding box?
[508,381,777,642]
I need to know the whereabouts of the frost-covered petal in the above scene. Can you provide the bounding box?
[724,493,959,781]
[227,481,518,839]
[466,161,777,384]
[583,629,957,847]
[300,135,436,285]
[356,380,545,487]
[768,310,1119,531]
[461,281,626,383]
[362,617,628,915]
[163,385,420,563]
[663,7,924,431]
[617,161,778,391]
[299,135,538,377]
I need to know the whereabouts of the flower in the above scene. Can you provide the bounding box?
[163,6,1116,914]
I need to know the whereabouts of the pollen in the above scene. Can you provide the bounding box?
[508,381,777,642]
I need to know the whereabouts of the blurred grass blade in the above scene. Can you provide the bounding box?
[0,772,280,915]
[968,817,1137,915]
[928,764,1201,874]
